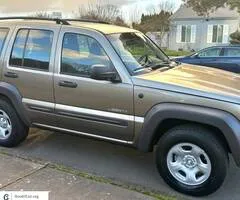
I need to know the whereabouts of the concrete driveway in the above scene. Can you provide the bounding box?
[0,129,239,200]
[0,154,155,200]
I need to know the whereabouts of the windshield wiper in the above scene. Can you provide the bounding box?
[150,61,179,69]
[133,60,177,73]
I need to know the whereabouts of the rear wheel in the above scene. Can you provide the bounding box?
[156,125,228,196]
[0,99,29,147]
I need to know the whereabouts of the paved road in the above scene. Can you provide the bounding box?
[1,129,239,200]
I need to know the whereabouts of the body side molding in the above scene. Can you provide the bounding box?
[22,98,145,124]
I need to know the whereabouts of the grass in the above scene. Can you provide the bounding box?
[163,49,192,57]
[128,47,191,57]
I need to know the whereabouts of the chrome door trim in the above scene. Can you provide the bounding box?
[33,123,134,145]
[22,98,144,123]
[135,117,145,123]
[6,66,53,75]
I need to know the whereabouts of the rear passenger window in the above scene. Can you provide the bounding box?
[224,48,240,57]
[61,33,111,77]
[10,30,28,66]
[0,28,9,56]
[9,29,53,71]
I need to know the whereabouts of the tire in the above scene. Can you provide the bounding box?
[156,124,228,196]
[0,99,29,147]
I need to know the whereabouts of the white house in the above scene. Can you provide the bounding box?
[168,5,240,51]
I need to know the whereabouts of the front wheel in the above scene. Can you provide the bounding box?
[0,99,29,147]
[156,125,228,196]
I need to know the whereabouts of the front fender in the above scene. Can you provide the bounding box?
[137,103,240,167]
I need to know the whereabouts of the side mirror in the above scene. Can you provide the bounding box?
[90,64,120,82]
[193,54,200,59]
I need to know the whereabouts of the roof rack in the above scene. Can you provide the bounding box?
[63,18,110,24]
[0,17,110,25]
[0,17,70,25]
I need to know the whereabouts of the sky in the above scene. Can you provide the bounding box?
[0,0,183,22]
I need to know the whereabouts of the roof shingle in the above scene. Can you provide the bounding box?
[171,5,240,20]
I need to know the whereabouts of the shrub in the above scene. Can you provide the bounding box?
[230,30,240,44]
[164,49,192,57]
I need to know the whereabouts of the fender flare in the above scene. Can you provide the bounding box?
[0,82,30,126]
[137,103,240,166]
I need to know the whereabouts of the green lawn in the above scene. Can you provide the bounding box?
[163,49,192,57]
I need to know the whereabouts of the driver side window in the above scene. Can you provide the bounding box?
[61,33,112,77]
[198,48,222,57]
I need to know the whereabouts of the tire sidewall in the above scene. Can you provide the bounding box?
[156,127,228,196]
[0,99,26,147]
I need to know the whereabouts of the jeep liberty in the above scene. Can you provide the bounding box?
[0,17,239,196]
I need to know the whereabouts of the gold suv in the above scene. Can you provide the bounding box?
[0,17,239,196]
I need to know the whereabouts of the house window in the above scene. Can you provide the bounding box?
[212,25,223,43]
[177,25,196,43]
[207,25,228,44]
[181,25,191,42]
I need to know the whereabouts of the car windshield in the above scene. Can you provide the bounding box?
[107,32,170,75]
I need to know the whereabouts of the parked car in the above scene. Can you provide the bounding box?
[175,45,240,73]
[0,17,240,197]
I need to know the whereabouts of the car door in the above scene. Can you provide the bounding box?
[221,47,240,73]
[53,27,134,141]
[2,25,60,126]
[197,47,223,68]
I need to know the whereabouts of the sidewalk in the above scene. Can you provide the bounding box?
[0,153,159,200]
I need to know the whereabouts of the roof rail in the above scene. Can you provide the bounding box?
[0,17,70,25]
[63,18,110,24]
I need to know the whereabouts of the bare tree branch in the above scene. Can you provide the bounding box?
[32,11,51,18]
[75,0,128,26]
[132,1,174,46]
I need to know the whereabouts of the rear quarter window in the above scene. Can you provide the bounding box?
[223,48,240,57]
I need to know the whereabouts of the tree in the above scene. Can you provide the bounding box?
[133,11,172,33]
[32,11,51,18]
[132,1,174,32]
[183,0,240,17]
[128,5,141,23]
[76,0,128,27]
[132,2,173,46]
[230,30,240,44]
[114,16,129,27]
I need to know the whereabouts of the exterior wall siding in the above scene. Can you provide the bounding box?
[169,18,239,51]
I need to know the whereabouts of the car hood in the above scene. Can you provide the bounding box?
[133,64,240,104]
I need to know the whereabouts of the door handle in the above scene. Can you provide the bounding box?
[4,72,18,78]
[58,81,78,88]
